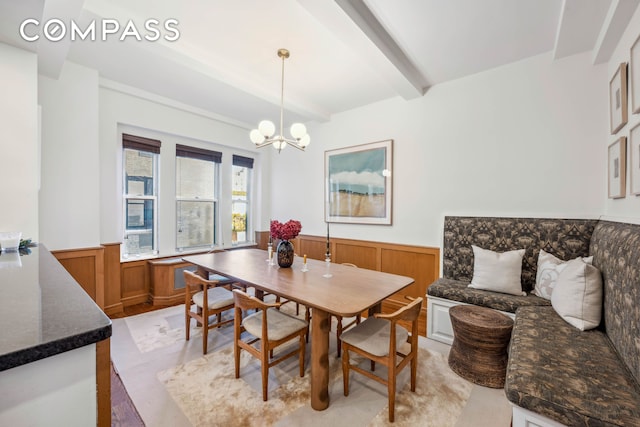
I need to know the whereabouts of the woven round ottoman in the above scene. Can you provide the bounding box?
[448,305,514,388]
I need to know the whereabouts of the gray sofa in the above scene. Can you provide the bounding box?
[426,216,640,427]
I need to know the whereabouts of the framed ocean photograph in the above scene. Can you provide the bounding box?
[325,140,393,225]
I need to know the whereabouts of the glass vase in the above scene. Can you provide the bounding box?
[276,240,294,268]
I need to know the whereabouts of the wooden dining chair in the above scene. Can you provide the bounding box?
[340,296,423,423]
[232,289,309,401]
[184,270,235,355]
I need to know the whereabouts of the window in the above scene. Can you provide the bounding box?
[122,134,160,257]
[176,144,222,250]
[232,155,254,245]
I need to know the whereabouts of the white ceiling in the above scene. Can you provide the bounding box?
[0,0,637,130]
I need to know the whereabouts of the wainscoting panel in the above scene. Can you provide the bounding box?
[120,260,150,307]
[53,246,105,308]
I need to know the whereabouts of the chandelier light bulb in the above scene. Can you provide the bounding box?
[273,140,287,150]
[250,129,264,144]
[290,123,307,140]
[299,134,310,147]
[258,120,276,137]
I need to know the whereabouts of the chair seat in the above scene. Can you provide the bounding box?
[242,308,308,341]
[193,287,234,310]
[209,273,234,283]
[340,317,408,357]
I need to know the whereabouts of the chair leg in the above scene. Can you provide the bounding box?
[202,319,208,354]
[342,345,350,396]
[261,347,270,401]
[388,362,396,422]
[185,296,191,341]
[411,352,417,392]
[305,307,311,343]
[234,316,241,380]
[336,316,343,358]
[185,314,190,341]
[299,334,306,377]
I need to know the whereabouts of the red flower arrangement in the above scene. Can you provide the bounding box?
[270,219,302,241]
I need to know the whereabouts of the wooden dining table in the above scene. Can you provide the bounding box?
[183,248,415,410]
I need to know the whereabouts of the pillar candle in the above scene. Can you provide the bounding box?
[326,222,330,252]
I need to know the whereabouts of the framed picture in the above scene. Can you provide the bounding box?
[608,137,627,199]
[632,34,640,115]
[325,139,393,225]
[609,63,628,134]
[630,123,640,195]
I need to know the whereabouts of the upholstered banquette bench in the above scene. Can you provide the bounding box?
[426,216,640,427]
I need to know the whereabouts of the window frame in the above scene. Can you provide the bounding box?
[175,144,222,251]
[122,134,161,258]
[231,154,254,246]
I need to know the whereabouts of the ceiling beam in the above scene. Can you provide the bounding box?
[334,0,428,98]
[553,0,612,60]
[37,0,86,79]
[592,0,640,64]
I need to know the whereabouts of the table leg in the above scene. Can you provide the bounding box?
[311,308,330,410]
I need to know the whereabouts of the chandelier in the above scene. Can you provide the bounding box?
[249,48,310,152]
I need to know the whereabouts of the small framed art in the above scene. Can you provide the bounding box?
[608,137,626,199]
[632,34,640,115]
[630,123,640,195]
[609,63,628,135]
[325,139,393,225]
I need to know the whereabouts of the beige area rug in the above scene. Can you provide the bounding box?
[118,304,474,427]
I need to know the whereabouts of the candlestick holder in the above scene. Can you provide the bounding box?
[322,254,332,278]
[267,242,273,263]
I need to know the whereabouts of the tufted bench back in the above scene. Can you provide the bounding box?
[589,220,640,384]
[442,216,598,293]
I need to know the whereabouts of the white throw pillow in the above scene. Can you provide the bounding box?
[468,245,526,296]
[534,250,593,300]
[551,258,603,331]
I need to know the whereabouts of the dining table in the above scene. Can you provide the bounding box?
[183,248,415,410]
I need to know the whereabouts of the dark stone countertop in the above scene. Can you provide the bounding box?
[0,245,112,371]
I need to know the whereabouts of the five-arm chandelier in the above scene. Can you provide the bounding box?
[249,48,310,152]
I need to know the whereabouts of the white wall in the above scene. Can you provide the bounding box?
[271,51,608,248]
[39,62,100,250]
[0,43,38,241]
[604,5,640,218]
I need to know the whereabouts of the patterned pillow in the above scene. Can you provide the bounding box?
[534,249,593,300]
[468,245,526,296]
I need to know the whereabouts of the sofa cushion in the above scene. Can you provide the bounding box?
[469,246,526,296]
[551,258,603,331]
[505,306,640,427]
[442,216,597,292]
[590,220,640,385]
[427,278,549,313]
[533,249,593,300]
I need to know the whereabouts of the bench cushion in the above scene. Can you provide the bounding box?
[427,278,549,313]
[505,306,640,427]
[443,216,597,292]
